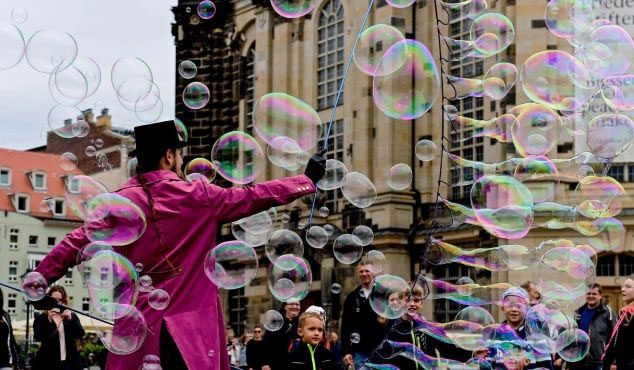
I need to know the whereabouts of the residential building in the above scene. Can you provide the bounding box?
[0,148,91,321]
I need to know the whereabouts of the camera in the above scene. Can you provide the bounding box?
[51,308,61,313]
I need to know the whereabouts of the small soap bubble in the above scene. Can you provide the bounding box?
[318,207,330,217]
[331,283,342,294]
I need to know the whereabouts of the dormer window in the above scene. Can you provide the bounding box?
[53,198,65,217]
[27,171,46,191]
[9,193,29,213]
[66,176,80,194]
[0,168,10,186]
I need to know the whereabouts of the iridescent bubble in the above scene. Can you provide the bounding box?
[509,103,563,158]
[544,0,594,39]
[470,13,515,56]
[22,272,48,301]
[92,304,147,355]
[586,24,634,79]
[323,224,334,236]
[354,24,406,76]
[264,310,284,331]
[142,354,161,366]
[266,136,307,171]
[456,276,475,295]
[451,306,495,350]
[148,289,170,310]
[48,62,88,107]
[350,333,361,344]
[318,207,330,217]
[135,263,143,272]
[373,40,440,120]
[265,229,304,263]
[333,234,363,264]
[237,211,273,234]
[139,275,152,293]
[174,118,188,142]
[58,152,78,171]
[185,158,216,183]
[182,82,209,109]
[48,105,83,139]
[483,62,518,100]
[39,198,53,212]
[364,250,386,274]
[0,23,25,70]
[586,114,634,160]
[65,175,109,220]
[470,175,534,240]
[198,0,217,19]
[268,255,312,302]
[178,60,197,79]
[525,302,572,354]
[415,140,437,161]
[116,77,160,113]
[273,278,296,300]
[84,193,147,246]
[211,131,265,185]
[76,242,114,267]
[281,214,291,223]
[25,29,78,73]
[82,250,138,290]
[601,75,634,112]
[574,176,626,218]
[556,328,590,362]
[135,92,163,123]
[253,93,323,151]
[11,8,28,24]
[342,172,377,209]
[331,283,342,294]
[72,120,90,138]
[533,247,595,303]
[587,217,625,252]
[369,274,410,319]
[513,155,559,203]
[111,57,153,102]
[204,240,258,289]
[306,226,329,249]
[353,225,374,246]
[387,163,412,190]
[317,159,348,191]
[386,0,416,8]
[270,0,315,18]
[520,50,593,111]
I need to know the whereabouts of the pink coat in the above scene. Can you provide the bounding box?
[35,170,316,370]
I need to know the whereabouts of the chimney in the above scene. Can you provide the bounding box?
[96,108,112,128]
[82,109,95,124]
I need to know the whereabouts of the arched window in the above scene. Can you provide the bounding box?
[317,0,344,110]
[245,43,256,133]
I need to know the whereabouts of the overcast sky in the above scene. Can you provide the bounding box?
[0,0,178,150]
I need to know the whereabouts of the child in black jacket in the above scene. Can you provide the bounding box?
[287,310,334,370]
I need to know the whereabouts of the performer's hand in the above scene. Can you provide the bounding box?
[62,309,72,320]
[472,348,489,359]
[304,148,327,185]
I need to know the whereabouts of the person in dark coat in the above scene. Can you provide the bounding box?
[287,311,334,370]
[602,276,634,370]
[368,286,472,370]
[559,283,615,370]
[341,262,391,369]
[328,332,344,370]
[262,301,302,370]
[0,288,20,370]
[246,325,266,370]
[32,286,85,370]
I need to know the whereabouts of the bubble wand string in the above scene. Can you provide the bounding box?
[308,0,376,225]
[0,280,114,326]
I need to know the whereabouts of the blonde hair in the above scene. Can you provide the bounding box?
[298,311,324,328]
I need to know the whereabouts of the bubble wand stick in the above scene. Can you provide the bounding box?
[308,0,377,225]
[0,280,114,326]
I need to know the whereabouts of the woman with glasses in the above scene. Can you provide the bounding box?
[0,288,20,370]
[32,286,85,370]
[261,301,302,370]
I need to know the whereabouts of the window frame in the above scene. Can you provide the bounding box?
[0,168,11,186]
[317,0,345,110]
[8,261,18,282]
[53,198,66,217]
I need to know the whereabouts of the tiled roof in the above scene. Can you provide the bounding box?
[0,148,85,221]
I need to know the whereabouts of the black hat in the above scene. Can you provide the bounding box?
[130,120,187,157]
